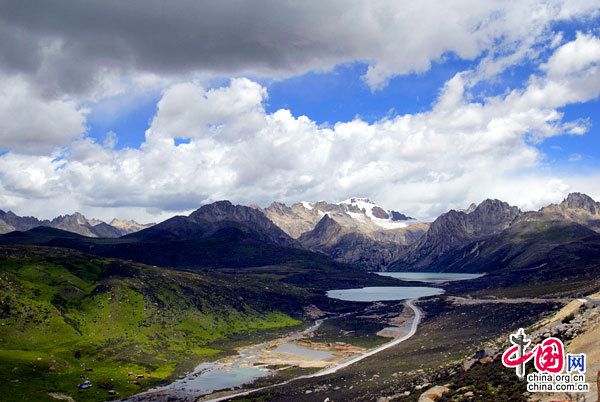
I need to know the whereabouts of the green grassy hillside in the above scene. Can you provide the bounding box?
[0,245,309,401]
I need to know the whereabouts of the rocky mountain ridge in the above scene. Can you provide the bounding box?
[298,214,408,270]
[0,210,153,238]
[390,192,600,273]
[516,192,600,232]
[127,200,298,248]
[262,198,419,239]
[3,192,599,272]
[391,199,522,270]
[263,198,427,269]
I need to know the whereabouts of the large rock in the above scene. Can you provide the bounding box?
[418,385,450,402]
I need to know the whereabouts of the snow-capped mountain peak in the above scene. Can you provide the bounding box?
[263,197,416,238]
[338,197,414,229]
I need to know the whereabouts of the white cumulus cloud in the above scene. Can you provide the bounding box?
[0,34,599,221]
[0,76,88,154]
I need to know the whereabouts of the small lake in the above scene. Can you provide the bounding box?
[167,363,271,395]
[326,286,444,302]
[377,272,484,283]
[273,343,333,360]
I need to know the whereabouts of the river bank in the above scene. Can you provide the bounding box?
[123,280,452,401]
[203,299,422,402]
[122,298,419,401]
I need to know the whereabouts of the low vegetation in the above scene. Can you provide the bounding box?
[0,246,310,401]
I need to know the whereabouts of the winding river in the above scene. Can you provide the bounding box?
[205,299,422,402]
[127,272,481,401]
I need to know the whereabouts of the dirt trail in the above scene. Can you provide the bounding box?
[448,296,571,305]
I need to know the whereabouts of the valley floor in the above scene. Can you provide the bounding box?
[127,285,600,402]
[216,295,567,401]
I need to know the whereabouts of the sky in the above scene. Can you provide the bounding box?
[0,0,600,223]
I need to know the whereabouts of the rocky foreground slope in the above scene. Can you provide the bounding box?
[396,293,600,402]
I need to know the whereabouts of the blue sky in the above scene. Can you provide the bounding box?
[86,60,469,148]
[85,50,600,173]
[85,17,600,160]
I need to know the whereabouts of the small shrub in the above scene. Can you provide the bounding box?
[561,313,575,324]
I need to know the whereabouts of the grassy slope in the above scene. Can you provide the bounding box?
[0,246,309,401]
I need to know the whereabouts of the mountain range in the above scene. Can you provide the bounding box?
[385,192,600,296]
[2,193,600,277]
[0,210,154,237]
[0,201,322,270]
[262,198,416,238]
[390,199,522,270]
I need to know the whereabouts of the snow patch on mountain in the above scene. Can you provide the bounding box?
[301,201,313,210]
[339,197,413,229]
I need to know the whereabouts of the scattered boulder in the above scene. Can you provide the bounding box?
[479,357,493,365]
[418,385,450,402]
[462,359,476,371]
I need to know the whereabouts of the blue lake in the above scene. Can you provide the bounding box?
[377,272,484,283]
[172,363,270,394]
[326,286,444,302]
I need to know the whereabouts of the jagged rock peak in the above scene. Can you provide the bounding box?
[347,197,375,204]
[1,210,20,216]
[267,201,292,213]
[190,200,261,222]
[190,200,290,229]
[110,219,155,234]
[185,200,297,248]
[561,192,599,214]
[313,214,341,232]
[464,203,478,214]
[298,214,345,248]
[389,210,413,221]
[470,198,521,217]
[51,212,90,225]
